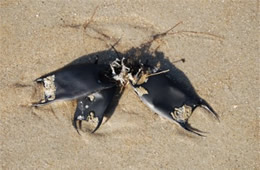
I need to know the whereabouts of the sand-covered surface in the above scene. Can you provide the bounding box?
[1,0,259,169]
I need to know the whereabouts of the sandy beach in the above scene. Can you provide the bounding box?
[1,0,259,169]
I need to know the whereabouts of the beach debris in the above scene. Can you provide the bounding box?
[33,20,221,135]
[34,63,114,106]
[73,87,117,133]
[126,60,219,136]
[34,57,218,136]
[33,60,119,133]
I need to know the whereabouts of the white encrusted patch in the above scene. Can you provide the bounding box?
[171,105,192,122]
[77,115,85,120]
[88,95,95,101]
[43,75,56,101]
[86,112,98,123]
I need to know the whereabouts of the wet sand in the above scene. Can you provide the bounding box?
[1,0,259,169]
